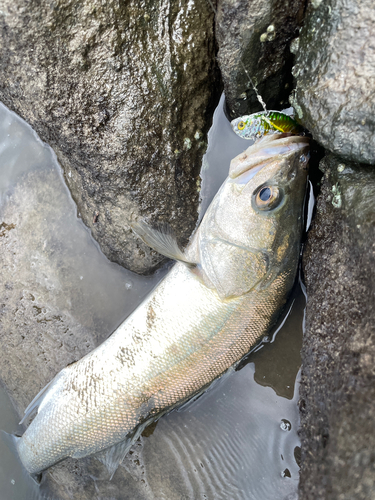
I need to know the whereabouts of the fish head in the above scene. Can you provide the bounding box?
[196,134,309,299]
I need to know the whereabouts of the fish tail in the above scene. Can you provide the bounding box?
[0,431,44,497]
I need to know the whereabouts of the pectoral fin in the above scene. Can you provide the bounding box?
[131,220,196,266]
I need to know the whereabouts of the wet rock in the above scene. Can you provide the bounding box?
[0,168,97,414]
[0,100,166,420]
[216,0,306,119]
[0,0,220,273]
[291,0,375,164]
[299,154,375,499]
[0,104,168,499]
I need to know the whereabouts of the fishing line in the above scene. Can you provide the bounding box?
[206,0,268,114]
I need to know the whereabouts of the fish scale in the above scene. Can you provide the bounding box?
[17,133,309,475]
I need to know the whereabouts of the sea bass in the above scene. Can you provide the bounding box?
[17,133,309,476]
[231,111,303,140]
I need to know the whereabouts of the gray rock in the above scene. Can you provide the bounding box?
[299,154,375,500]
[216,0,306,119]
[0,0,220,273]
[0,103,166,417]
[291,0,375,164]
[0,103,168,500]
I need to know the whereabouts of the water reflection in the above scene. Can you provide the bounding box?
[136,324,302,500]
[0,98,303,500]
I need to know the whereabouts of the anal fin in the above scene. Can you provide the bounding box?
[93,420,151,480]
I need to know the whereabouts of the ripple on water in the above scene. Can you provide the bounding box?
[138,360,301,500]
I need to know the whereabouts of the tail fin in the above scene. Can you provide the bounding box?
[0,431,44,499]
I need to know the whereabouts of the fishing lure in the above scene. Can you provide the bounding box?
[231,111,303,140]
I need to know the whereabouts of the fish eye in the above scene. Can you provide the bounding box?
[237,121,246,130]
[253,185,281,211]
[259,187,271,201]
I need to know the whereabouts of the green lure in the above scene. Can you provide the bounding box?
[231,111,303,140]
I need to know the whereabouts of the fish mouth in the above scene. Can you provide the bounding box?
[229,134,310,180]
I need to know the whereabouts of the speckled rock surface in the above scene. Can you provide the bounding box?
[0,103,167,418]
[291,0,375,164]
[0,103,169,500]
[216,0,306,119]
[299,154,375,500]
[0,0,220,273]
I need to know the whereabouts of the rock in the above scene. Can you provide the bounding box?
[0,102,169,499]
[0,0,220,274]
[0,103,166,416]
[299,154,375,500]
[291,0,375,164]
[216,0,306,119]
[0,170,95,414]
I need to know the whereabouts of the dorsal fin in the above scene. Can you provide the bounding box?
[131,220,196,266]
[19,370,66,425]
[19,379,55,425]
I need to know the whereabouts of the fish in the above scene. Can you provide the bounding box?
[231,111,304,140]
[16,133,309,477]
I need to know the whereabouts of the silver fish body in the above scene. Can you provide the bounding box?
[17,134,309,474]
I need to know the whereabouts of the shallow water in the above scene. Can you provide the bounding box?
[0,97,303,500]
